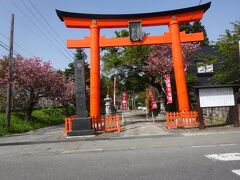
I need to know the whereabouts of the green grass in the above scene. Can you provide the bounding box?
[0,107,67,136]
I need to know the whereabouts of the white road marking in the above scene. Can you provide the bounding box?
[192,144,237,148]
[205,153,240,161]
[192,145,217,148]
[232,169,240,176]
[62,149,103,154]
[219,144,237,147]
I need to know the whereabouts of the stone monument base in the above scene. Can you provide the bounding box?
[67,130,94,136]
[67,117,94,136]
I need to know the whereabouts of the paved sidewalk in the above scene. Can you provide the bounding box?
[121,110,170,136]
[0,110,239,144]
[0,125,64,144]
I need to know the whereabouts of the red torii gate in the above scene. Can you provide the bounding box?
[56,2,211,119]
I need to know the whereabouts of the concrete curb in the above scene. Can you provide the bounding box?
[0,133,181,147]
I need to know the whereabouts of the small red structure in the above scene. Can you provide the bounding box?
[166,111,198,129]
[64,115,121,136]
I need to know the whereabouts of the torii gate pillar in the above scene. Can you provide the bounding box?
[169,18,190,111]
[56,2,211,119]
[90,22,100,117]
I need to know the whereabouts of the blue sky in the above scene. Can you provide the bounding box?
[0,0,239,70]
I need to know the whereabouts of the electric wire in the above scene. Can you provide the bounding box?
[12,0,73,61]
[0,32,35,56]
[0,4,62,58]
[0,41,18,56]
[10,0,73,62]
[21,0,74,58]
[26,0,75,56]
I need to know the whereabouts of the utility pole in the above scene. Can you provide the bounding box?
[5,14,14,128]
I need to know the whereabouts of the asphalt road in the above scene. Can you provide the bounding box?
[0,132,240,180]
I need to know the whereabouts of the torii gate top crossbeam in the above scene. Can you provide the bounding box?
[56,2,211,28]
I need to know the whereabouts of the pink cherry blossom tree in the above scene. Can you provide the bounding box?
[52,74,75,116]
[141,43,200,93]
[12,56,60,120]
[142,43,200,77]
[0,55,76,120]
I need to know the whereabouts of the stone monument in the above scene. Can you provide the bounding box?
[67,59,94,136]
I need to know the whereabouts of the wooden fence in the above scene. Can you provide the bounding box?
[166,111,199,129]
[64,115,76,136]
[91,115,121,132]
[64,115,121,136]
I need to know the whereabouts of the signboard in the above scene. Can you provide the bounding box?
[199,87,235,107]
[197,64,213,73]
[165,74,173,104]
[129,21,142,42]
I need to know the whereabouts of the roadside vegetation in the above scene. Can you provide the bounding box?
[0,107,70,136]
[0,21,239,136]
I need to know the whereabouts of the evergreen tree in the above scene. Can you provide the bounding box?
[211,21,240,84]
[180,21,209,46]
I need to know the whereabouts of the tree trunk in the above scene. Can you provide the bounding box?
[26,90,35,121]
[26,104,34,121]
[63,104,70,117]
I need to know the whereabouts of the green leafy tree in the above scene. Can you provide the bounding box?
[102,30,152,94]
[180,21,209,46]
[63,49,89,82]
[210,21,240,84]
[102,28,202,110]
[62,49,91,113]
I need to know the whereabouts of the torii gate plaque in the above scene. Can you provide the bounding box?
[56,2,211,121]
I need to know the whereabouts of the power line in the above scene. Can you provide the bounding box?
[10,0,73,62]
[0,32,35,56]
[0,43,19,56]
[11,0,73,61]
[0,41,18,56]
[0,3,69,59]
[0,43,10,51]
[21,0,74,58]
[26,0,75,56]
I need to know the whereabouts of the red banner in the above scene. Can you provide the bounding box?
[148,89,158,110]
[113,77,116,107]
[121,92,128,110]
[165,74,173,104]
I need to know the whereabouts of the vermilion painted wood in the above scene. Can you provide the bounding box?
[56,2,211,27]
[66,32,204,48]
[62,10,205,28]
[169,19,190,111]
[57,3,211,118]
[90,24,100,117]
[91,115,121,132]
[166,111,198,129]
